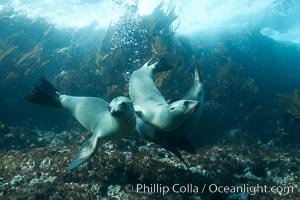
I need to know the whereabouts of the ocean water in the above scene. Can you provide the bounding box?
[0,0,299,199]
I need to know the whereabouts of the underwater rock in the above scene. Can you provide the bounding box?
[0,138,299,199]
[0,126,39,151]
[0,125,83,151]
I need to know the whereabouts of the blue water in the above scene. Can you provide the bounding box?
[0,0,299,151]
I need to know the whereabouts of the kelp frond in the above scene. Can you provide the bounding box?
[0,45,18,62]
[276,89,300,118]
[141,2,178,36]
[16,43,43,66]
[0,39,19,62]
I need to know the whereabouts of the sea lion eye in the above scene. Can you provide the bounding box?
[170,107,175,110]
[183,101,189,106]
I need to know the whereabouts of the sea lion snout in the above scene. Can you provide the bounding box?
[183,100,200,116]
[109,104,124,116]
[183,100,199,110]
[109,97,134,117]
[111,109,122,116]
[192,101,200,109]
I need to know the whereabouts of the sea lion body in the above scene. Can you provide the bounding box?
[60,95,135,139]
[135,60,205,160]
[129,58,199,131]
[25,78,136,170]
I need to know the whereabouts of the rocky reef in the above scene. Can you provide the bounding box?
[0,126,299,200]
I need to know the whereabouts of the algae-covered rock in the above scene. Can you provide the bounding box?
[0,137,299,199]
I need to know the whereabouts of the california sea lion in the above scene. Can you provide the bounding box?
[25,77,136,170]
[129,58,199,131]
[135,57,204,160]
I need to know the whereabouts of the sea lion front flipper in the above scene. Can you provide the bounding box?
[134,105,144,119]
[159,141,185,162]
[68,133,99,171]
[176,137,197,154]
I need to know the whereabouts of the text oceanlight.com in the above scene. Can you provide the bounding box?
[125,183,294,196]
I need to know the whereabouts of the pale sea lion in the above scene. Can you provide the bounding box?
[129,58,199,132]
[25,77,136,170]
[135,57,205,160]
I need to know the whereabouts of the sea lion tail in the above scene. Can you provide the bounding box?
[191,55,201,83]
[24,77,62,107]
[150,57,173,73]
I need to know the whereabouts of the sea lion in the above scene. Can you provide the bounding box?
[135,115,196,161]
[25,77,136,170]
[136,56,205,160]
[129,58,199,131]
[172,56,205,139]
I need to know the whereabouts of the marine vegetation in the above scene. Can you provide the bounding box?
[276,89,300,118]
[0,40,18,63]
[91,2,196,101]
[0,31,25,63]
[208,56,258,105]
[141,2,178,56]
[97,2,178,71]
[16,43,43,66]
[0,131,299,199]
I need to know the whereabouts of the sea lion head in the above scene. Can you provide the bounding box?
[166,100,199,129]
[109,96,134,117]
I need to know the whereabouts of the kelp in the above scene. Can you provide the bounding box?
[155,70,171,88]
[276,89,300,118]
[140,2,178,37]
[0,39,18,62]
[142,2,178,59]
[97,2,178,70]
[16,43,43,66]
[89,2,188,99]
[211,57,243,99]
[240,77,258,102]
[151,36,168,56]
[0,45,18,62]
[0,3,197,124]
[95,53,109,66]
[107,84,119,98]
[209,57,258,105]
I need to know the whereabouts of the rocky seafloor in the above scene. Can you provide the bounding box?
[0,125,299,200]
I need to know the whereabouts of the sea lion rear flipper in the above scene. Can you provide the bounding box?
[24,77,61,107]
[68,133,99,171]
[151,57,173,73]
[193,62,201,84]
[191,55,201,83]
